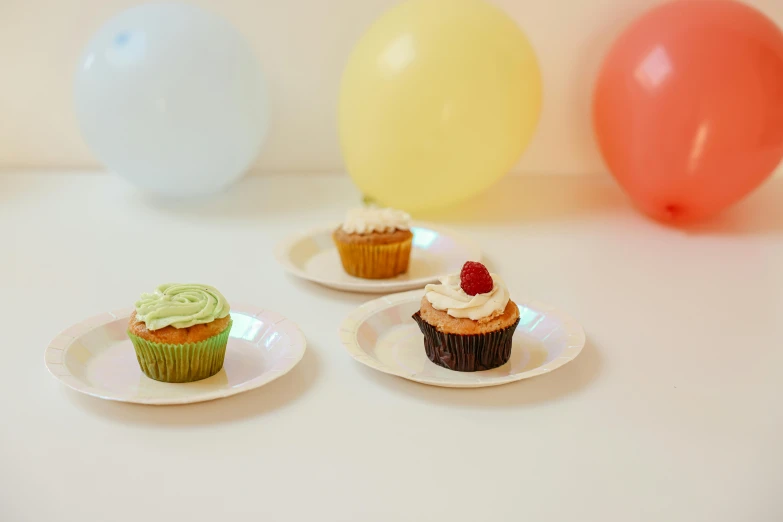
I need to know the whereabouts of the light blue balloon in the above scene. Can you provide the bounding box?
[74,2,269,197]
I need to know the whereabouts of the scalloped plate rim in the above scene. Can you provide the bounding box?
[274,222,482,294]
[339,290,586,388]
[44,304,307,405]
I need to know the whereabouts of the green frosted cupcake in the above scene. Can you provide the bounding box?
[128,283,232,383]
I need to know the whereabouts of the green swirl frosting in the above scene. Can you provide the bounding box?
[135,283,230,331]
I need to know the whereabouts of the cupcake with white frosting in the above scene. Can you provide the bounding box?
[332,207,413,279]
[413,262,520,372]
[127,283,232,383]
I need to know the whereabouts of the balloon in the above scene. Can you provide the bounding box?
[339,0,542,213]
[593,0,783,223]
[74,3,269,197]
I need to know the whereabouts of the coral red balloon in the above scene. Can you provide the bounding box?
[593,0,783,222]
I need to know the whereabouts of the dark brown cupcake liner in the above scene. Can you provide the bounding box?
[412,312,520,372]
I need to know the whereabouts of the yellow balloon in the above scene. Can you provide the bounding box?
[339,0,542,212]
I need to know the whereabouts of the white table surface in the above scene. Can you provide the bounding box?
[2,171,782,522]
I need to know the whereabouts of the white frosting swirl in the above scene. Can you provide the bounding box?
[341,207,411,234]
[425,273,509,321]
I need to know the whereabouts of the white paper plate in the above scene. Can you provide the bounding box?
[45,305,306,405]
[275,223,482,293]
[339,290,585,388]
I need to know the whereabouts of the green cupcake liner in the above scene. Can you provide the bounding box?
[127,320,232,383]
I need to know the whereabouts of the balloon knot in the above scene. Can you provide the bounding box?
[665,204,684,219]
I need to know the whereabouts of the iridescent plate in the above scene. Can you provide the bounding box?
[44,305,306,405]
[275,223,482,294]
[340,291,585,388]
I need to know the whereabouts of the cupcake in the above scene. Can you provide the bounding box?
[332,207,413,279]
[127,283,232,383]
[412,262,520,372]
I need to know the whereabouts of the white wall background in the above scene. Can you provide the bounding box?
[1,0,782,175]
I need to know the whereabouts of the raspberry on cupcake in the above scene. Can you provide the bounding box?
[413,261,520,372]
[332,207,413,279]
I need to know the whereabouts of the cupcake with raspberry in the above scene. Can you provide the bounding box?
[412,261,520,372]
[127,283,232,383]
[332,207,413,279]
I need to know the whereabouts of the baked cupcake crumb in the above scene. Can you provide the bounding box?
[419,297,519,334]
[128,311,232,344]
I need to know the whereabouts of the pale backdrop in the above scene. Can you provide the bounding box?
[1,0,781,175]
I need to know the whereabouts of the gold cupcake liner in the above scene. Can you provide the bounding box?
[127,320,232,383]
[334,237,412,279]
